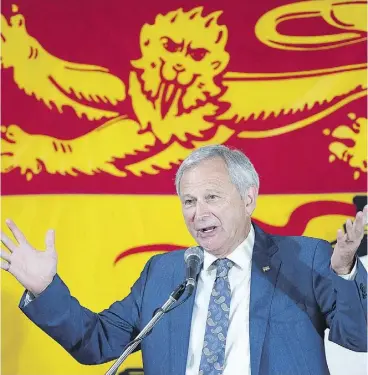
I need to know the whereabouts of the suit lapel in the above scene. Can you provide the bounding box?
[167,253,196,375]
[250,224,281,375]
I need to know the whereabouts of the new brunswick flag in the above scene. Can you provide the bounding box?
[1,0,367,374]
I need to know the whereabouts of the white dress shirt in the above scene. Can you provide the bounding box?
[185,226,255,375]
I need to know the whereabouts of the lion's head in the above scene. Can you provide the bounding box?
[131,7,230,118]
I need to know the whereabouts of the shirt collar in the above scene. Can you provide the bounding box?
[203,224,255,272]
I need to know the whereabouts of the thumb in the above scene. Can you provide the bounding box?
[45,229,55,252]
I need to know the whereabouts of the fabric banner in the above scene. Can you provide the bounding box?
[1,0,367,374]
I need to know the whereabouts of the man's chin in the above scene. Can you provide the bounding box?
[197,238,221,255]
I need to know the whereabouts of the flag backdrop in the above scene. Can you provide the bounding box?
[1,0,367,374]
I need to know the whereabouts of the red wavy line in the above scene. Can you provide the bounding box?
[253,200,355,236]
[114,244,186,264]
[114,201,356,263]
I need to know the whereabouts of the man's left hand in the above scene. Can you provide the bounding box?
[331,205,367,275]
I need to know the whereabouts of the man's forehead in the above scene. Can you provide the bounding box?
[180,172,235,195]
[182,157,228,177]
[181,177,226,192]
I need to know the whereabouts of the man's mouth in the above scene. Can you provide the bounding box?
[199,226,217,233]
[196,226,220,238]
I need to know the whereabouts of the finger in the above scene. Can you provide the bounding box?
[335,229,348,249]
[0,249,11,262]
[1,231,17,252]
[363,205,368,224]
[5,219,28,245]
[345,219,354,242]
[336,229,346,246]
[45,229,55,252]
[352,211,364,237]
[1,260,10,271]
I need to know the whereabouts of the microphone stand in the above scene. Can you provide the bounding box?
[104,281,187,375]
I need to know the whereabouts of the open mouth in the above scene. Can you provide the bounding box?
[200,226,217,233]
[197,225,218,238]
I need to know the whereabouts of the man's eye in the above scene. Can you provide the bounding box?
[208,195,218,200]
[184,199,193,206]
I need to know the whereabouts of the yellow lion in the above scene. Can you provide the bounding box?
[1,4,367,180]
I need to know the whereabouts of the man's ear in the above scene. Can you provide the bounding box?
[244,186,258,216]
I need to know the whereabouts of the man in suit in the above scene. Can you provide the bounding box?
[1,145,367,375]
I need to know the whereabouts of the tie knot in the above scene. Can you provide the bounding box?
[215,258,234,278]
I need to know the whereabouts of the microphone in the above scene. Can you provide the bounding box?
[184,247,204,295]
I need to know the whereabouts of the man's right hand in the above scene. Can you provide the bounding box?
[1,219,57,296]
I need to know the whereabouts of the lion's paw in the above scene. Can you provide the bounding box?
[1,125,43,180]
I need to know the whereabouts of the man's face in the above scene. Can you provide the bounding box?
[179,157,254,258]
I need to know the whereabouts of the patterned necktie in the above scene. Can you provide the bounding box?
[199,258,234,375]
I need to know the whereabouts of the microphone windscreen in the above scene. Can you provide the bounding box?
[184,246,204,264]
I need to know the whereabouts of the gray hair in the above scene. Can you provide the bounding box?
[175,145,259,199]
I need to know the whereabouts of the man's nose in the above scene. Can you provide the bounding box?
[195,201,210,219]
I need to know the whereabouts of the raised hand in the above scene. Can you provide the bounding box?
[1,219,58,296]
[331,205,368,275]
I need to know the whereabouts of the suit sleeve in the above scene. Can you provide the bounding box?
[312,239,367,352]
[19,256,155,364]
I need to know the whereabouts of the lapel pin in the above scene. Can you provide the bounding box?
[262,266,270,272]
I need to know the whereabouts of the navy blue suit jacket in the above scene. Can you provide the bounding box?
[21,225,367,375]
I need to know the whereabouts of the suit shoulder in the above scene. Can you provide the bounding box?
[270,234,332,263]
[140,250,187,288]
[146,249,186,269]
[271,233,328,247]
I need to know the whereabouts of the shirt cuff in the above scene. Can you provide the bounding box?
[336,259,358,280]
[23,291,36,307]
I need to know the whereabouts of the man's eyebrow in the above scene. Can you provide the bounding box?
[205,189,223,194]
